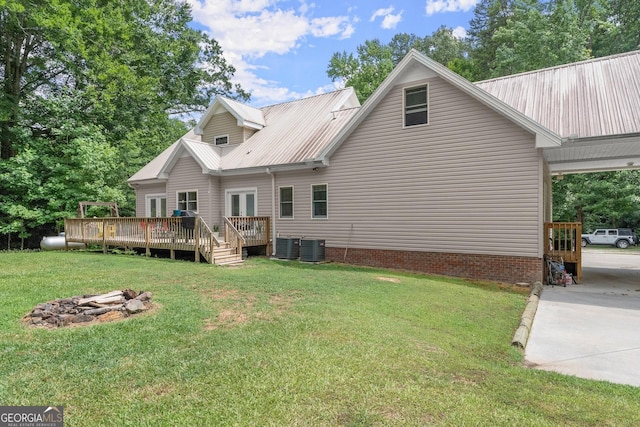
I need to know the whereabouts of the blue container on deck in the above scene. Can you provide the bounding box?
[172,209,182,217]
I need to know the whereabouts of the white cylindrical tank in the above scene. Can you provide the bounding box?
[40,233,86,251]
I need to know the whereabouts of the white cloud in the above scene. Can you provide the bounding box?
[425,0,478,16]
[311,16,355,39]
[187,0,356,105]
[452,26,467,39]
[370,7,403,29]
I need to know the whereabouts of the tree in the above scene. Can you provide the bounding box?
[0,0,247,246]
[590,0,640,56]
[468,0,514,80]
[468,0,591,79]
[553,171,640,231]
[327,28,471,102]
[490,0,590,77]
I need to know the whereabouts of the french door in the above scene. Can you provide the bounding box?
[227,189,256,217]
[146,194,167,217]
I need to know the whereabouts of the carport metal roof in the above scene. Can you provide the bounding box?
[476,50,640,174]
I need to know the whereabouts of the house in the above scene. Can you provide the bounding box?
[127,49,640,283]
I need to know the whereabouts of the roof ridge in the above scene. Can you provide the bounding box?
[477,49,640,84]
[257,88,350,110]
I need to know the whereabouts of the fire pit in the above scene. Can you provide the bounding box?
[23,289,153,328]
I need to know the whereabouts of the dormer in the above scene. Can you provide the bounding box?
[194,96,266,145]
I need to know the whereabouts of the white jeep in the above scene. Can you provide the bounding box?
[581,228,637,249]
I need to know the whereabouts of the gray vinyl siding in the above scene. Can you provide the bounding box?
[201,112,244,145]
[167,156,212,223]
[273,77,544,258]
[135,183,166,217]
[543,161,552,223]
[220,174,272,217]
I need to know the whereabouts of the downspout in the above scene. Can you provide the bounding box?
[266,167,276,255]
[208,176,212,227]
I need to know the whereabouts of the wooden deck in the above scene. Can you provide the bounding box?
[64,216,270,265]
[544,222,582,283]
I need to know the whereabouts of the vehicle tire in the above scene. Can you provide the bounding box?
[581,238,588,247]
[616,239,630,249]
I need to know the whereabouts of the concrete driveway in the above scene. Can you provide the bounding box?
[524,248,640,387]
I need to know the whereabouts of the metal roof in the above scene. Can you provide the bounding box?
[128,130,200,183]
[220,89,359,171]
[476,50,640,139]
[129,89,360,182]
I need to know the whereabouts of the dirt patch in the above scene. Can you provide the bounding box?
[203,289,301,331]
[377,276,401,283]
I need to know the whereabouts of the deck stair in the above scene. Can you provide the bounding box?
[209,241,244,265]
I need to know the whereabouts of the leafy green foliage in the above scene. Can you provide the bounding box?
[0,0,247,244]
[327,28,471,102]
[0,102,126,237]
[469,0,591,79]
[553,171,640,231]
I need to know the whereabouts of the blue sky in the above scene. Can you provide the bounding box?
[187,0,478,107]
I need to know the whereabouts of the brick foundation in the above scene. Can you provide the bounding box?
[326,247,543,284]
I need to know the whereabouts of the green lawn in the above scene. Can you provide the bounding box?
[1,251,638,426]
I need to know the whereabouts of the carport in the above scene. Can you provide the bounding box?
[479,52,640,385]
[477,51,640,284]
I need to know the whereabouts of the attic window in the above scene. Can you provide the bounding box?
[214,135,229,145]
[404,85,428,127]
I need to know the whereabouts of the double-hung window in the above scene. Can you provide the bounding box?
[279,187,293,218]
[177,191,198,212]
[312,184,327,219]
[404,85,428,126]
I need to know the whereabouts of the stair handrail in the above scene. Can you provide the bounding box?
[196,217,220,264]
[223,217,246,256]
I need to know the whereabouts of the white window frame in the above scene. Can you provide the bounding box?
[176,190,198,213]
[214,134,229,145]
[311,183,328,219]
[145,193,167,217]
[279,186,294,219]
[403,84,429,127]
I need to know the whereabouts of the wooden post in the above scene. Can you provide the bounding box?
[194,218,200,263]
[209,232,214,265]
[145,221,151,258]
[102,221,107,254]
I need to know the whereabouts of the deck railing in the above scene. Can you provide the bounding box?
[544,222,582,282]
[64,217,221,263]
[63,216,271,262]
[226,216,270,248]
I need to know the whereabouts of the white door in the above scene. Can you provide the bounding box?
[146,194,167,217]
[227,190,256,217]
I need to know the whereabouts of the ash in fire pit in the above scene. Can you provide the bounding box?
[23,289,153,328]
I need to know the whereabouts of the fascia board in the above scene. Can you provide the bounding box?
[127,177,168,186]
[213,161,326,176]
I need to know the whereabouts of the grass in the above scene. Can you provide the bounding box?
[1,251,639,426]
